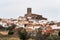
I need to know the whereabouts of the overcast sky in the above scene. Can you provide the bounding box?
[0,0,60,22]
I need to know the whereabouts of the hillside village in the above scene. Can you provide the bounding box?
[0,8,60,36]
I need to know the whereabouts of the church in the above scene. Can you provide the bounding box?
[25,8,47,20]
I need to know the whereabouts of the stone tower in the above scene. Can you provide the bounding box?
[25,8,32,17]
[27,8,32,15]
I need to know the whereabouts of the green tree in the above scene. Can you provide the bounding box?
[8,30,14,35]
[7,24,16,30]
[18,27,27,40]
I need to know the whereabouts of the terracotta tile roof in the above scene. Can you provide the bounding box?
[34,24,41,26]
[26,28,33,32]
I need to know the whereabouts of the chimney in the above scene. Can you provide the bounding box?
[27,8,32,14]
